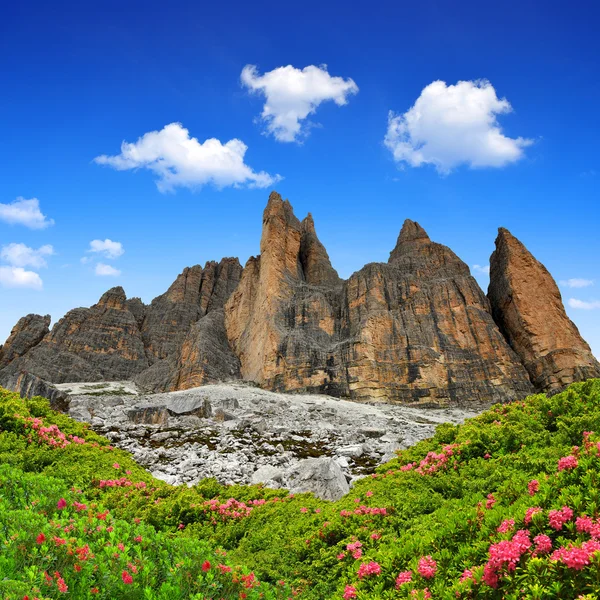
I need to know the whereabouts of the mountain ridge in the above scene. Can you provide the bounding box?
[1,191,598,404]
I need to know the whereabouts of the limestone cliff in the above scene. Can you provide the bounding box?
[2,192,598,405]
[488,228,600,391]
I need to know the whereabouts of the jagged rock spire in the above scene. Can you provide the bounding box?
[389,219,431,262]
[488,227,600,391]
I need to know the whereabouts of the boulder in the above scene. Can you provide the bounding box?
[285,457,350,501]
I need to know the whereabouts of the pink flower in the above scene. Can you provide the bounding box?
[558,456,578,471]
[395,571,412,588]
[202,560,211,572]
[460,568,475,583]
[337,552,346,560]
[113,462,120,469]
[300,507,308,513]
[57,498,67,510]
[549,506,574,530]
[352,549,363,559]
[485,494,496,510]
[533,534,553,554]
[418,556,437,579]
[528,479,539,496]
[576,516,594,534]
[497,519,515,533]
[36,533,46,544]
[357,561,381,579]
[343,585,358,599]
[366,491,373,497]
[370,532,381,540]
[122,570,133,584]
[524,506,542,524]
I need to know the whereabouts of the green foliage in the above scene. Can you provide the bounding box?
[2,380,600,599]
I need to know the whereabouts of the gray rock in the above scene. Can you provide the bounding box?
[167,396,212,418]
[127,406,170,425]
[286,457,350,501]
[251,465,284,485]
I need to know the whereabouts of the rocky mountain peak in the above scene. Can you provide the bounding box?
[300,213,340,287]
[97,286,127,310]
[488,228,600,391]
[388,219,431,262]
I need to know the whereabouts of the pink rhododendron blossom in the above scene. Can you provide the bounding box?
[548,506,574,530]
[497,519,515,533]
[56,498,67,510]
[343,585,357,599]
[486,494,496,510]
[357,561,381,578]
[533,534,553,555]
[528,479,539,495]
[418,556,437,579]
[558,455,578,471]
[524,506,542,525]
[395,571,412,587]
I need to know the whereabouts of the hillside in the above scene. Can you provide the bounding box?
[2,380,600,598]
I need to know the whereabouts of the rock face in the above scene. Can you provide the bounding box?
[0,261,242,393]
[0,314,50,368]
[488,228,600,392]
[1,287,148,383]
[0,370,69,412]
[225,193,533,404]
[2,192,598,404]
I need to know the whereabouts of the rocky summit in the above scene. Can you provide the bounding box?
[1,191,598,406]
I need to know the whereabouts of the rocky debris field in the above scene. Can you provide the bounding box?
[60,381,480,500]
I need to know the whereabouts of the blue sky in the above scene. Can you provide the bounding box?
[1,0,599,357]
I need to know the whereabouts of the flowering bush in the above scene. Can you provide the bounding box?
[3,379,600,599]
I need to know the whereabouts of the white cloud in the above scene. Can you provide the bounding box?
[560,278,594,288]
[0,266,43,289]
[0,243,54,268]
[568,298,600,310]
[384,79,533,174]
[0,197,54,229]
[472,264,490,275]
[241,64,359,142]
[95,263,121,277]
[88,239,124,259]
[94,122,280,193]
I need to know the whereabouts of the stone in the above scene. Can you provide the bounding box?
[166,396,212,418]
[251,465,284,485]
[285,457,350,501]
[127,406,170,425]
[488,228,600,392]
[214,408,236,422]
[336,444,364,458]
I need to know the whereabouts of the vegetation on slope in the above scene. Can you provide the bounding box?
[2,380,600,599]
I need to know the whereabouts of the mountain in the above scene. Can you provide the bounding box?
[1,191,598,404]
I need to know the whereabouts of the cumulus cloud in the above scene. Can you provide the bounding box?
[0,197,54,229]
[384,79,533,174]
[241,64,359,142]
[94,122,281,193]
[0,266,43,289]
[0,243,54,268]
[560,278,594,288]
[88,239,124,259]
[568,298,600,310]
[95,263,121,277]
[472,264,490,275]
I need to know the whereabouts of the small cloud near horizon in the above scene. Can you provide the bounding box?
[472,264,490,275]
[95,263,121,277]
[241,64,358,143]
[560,278,594,288]
[385,79,533,174]
[0,197,54,229]
[568,298,600,310]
